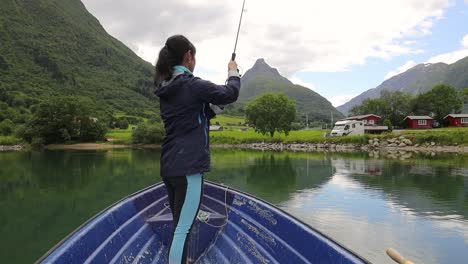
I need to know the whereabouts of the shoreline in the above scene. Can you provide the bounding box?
[2,136,468,153]
[215,142,468,153]
[0,142,468,154]
[0,145,26,152]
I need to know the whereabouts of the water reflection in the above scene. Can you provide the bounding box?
[0,149,161,264]
[281,157,468,264]
[334,158,468,219]
[208,150,333,203]
[246,155,297,203]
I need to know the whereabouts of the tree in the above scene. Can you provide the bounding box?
[461,88,468,104]
[350,98,386,117]
[350,91,411,127]
[383,119,393,132]
[245,93,296,137]
[20,96,107,144]
[0,119,14,135]
[412,84,463,123]
[132,123,165,144]
[380,91,411,127]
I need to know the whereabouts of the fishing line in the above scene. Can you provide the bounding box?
[231,0,247,62]
[163,185,230,228]
[197,185,230,228]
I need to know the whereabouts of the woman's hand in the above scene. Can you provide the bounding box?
[228,60,238,71]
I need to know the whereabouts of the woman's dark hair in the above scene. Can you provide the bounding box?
[154,35,196,85]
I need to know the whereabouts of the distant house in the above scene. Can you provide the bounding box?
[444,114,468,127]
[404,116,433,129]
[343,114,381,125]
[209,125,223,131]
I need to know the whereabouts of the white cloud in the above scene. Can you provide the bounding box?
[290,76,316,90]
[427,33,468,64]
[384,60,418,80]
[427,49,468,64]
[330,95,358,107]
[81,0,450,83]
[462,34,468,47]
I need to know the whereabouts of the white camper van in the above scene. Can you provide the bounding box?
[330,120,365,136]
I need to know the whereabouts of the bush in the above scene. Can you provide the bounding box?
[118,119,129,129]
[132,123,165,144]
[0,136,22,146]
[291,122,304,131]
[0,119,14,135]
[21,96,107,144]
[80,120,107,142]
[383,119,393,132]
[31,137,45,150]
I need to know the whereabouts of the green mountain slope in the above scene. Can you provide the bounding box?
[236,59,344,122]
[0,0,157,124]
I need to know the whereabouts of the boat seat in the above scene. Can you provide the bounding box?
[146,209,227,224]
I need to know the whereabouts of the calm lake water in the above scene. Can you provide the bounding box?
[1,149,467,263]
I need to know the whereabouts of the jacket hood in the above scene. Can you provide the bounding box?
[155,72,192,98]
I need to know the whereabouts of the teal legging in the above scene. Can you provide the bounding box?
[163,173,203,264]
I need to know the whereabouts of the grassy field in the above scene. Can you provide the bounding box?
[210,129,371,144]
[103,114,468,146]
[106,128,133,144]
[394,127,468,145]
[211,126,468,145]
[0,136,23,146]
[211,115,246,126]
[114,113,149,122]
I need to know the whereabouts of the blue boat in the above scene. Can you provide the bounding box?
[38,181,370,263]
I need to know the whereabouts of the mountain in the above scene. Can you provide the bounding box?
[235,59,344,122]
[0,0,157,124]
[337,56,468,115]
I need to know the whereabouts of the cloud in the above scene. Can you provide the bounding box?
[384,60,418,80]
[81,0,450,83]
[427,33,468,64]
[462,34,468,47]
[330,95,358,107]
[290,76,316,90]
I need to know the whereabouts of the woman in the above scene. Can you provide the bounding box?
[154,35,241,264]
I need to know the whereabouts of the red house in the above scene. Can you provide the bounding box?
[404,116,433,129]
[343,114,380,125]
[444,114,468,127]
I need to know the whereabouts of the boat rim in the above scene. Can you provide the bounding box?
[36,180,372,264]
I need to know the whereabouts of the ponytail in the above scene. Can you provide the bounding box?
[154,35,196,86]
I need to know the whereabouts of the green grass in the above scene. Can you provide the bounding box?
[0,136,23,146]
[106,119,468,146]
[211,127,468,145]
[210,129,371,144]
[105,128,133,144]
[211,115,246,126]
[114,113,149,122]
[394,127,468,145]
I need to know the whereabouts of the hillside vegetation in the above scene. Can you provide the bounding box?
[0,0,158,128]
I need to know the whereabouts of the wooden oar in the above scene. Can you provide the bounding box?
[386,248,415,264]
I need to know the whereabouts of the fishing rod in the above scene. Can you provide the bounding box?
[212,0,246,114]
[231,0,246,61]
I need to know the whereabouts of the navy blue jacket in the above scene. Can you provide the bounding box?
[155,72,241,178]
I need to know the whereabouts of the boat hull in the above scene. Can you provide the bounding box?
[38,181,369,263]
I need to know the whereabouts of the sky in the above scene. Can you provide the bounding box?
[81,0,468,107]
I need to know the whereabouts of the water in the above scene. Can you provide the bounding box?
[1,149,467,263]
